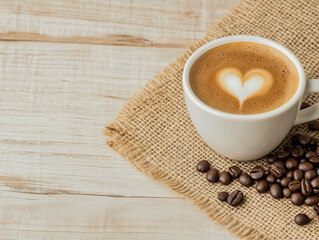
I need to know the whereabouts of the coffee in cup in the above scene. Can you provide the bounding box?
[189,42,299,114]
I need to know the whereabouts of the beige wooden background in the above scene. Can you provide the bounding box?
[0,0,240,239]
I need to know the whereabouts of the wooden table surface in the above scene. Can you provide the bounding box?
[0,0,240,239]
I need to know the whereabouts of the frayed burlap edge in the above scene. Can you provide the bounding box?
[104,0,270,239]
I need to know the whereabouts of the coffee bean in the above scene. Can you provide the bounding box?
[316,146,319,155]
[300,102,310,110]
[300,158,307,163]
[286,170,294,178]
[316,168,319,176]
[304,170,317,180]
[206,168,219,183]
[291,192,305,206]
[299,162,314,171]
[228,166,241,178]
[227,190,244,206]
[266,174,276,184]
[308,120,319,131]
[288,180,301,192]
[304,196,319,206]
[301,179,312,196]
[267,154,279,163]
[305,151,318,159]
[299,134,311,145]
[217,192,229,202]
[280,177,292,187]
[219,171,232,185]
[292,148,304,158]
[277,178,281,184]
[256,180,269,193]
[283,188,293,198]
[309,156,319,165]
[285,158,298,169]
[294,213,310,226]
[267,154,278,163]
[270,164,284,178]
[261,164,271,175]
[273,161,285,169]
[293,169,304,181]
[196,160,210,173]
[285,145,295,152]
[311,177,319,194]
[270,184,283,199]
[239,173,253,187]
[314,205,319,215]
[311,137,319,145]
[292,134,301,145]
[278,151,290,160]
[250,166,264,180]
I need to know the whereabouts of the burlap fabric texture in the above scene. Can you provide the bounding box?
[105,0,319,239]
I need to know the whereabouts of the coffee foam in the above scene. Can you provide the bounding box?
[190,42,299,114]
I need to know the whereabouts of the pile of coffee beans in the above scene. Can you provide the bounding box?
[196,131,319,225]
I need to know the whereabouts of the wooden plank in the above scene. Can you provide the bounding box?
[0,41,185,198]
[0,191,235,240]
[0,0,239,47]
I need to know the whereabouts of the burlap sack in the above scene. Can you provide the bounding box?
[105,0,319,239]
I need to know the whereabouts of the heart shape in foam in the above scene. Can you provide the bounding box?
[216,67,273,107]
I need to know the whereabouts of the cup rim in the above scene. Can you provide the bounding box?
[183,35,306,120]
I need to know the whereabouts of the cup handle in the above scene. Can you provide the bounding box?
[295,79,319,125]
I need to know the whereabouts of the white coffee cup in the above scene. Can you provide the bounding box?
[183,35,319,161]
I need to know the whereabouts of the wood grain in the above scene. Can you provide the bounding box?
[0,0,239,239]
[0,0,238,47]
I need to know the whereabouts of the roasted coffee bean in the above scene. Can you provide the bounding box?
[292,134,301,145]
[294,213,310,226]
[217,192,229,202]
[239,173,253,187]
[292,148,304,158]
[285,158,298,169]
[288,180,301,192]
[283,188,293,198]
[305,151,318,159]
[266,174,276,184]
[227,190,244,206]
[311,177,319,194]
[316,168,319,176]
[308,120,319,131]
[228,166,241,178]
[300,158,307,163]
[314,205,319,215]
[278,151,290,160]
[250,166,264,180]
[270,184,283,199]
[273,161,285,169]
[316,145,319,156]
[301,179,312,196]
[196,160,210,173]
[267,154,278,163]
[256,180,269,193]
[311,137,319,146]
[304,170,317,180]
[206,168,219,183]
[261,164,271,175]
[286,170,293,178]
[219,171,232,185]
[300,102,310,110]
[304,196,319,206]
[299,134,311,145]
[280,177,292,187]
[270,164,284,178]
[299,162,314,171]
[293,169,304,181]
[291,192,305,206]
[309,156,319,165]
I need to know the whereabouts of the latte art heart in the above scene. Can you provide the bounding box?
[216,67,273,109]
